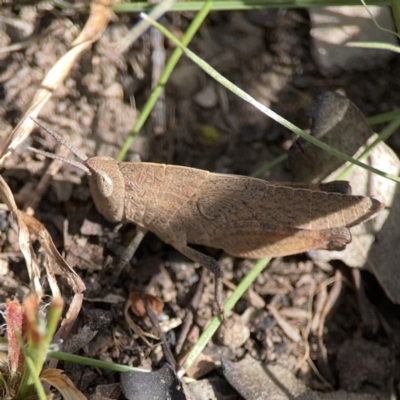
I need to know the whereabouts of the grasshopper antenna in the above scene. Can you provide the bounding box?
[30,117,89,162]
[29,117,91,175]
[28,146,91,175]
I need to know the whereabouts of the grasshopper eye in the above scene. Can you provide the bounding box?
[96,171,113,198]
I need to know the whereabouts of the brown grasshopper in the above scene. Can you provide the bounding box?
[29,119,384,311]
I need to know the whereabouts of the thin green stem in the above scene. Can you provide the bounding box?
[44,298,63,348]
[390,0,400,35]
[346,41,400,53]
[360,0,400,38]
[367,110,400,125]
[24,357,47,400]
[180,257,271,376]
[144,14,400,184]
[113,0,390,13]
[337,117,400,180]
[118,0,214,161]
[251,154,288,178]
[47,351,150,373]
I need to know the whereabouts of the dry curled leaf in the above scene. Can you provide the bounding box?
[0,0,113,163]
[309,137,400,303]
[288,91,400,304]
[288,91,374,183]
[0,174,42,296]
[41,368,87,400]
[124,299,159,347]
[0,173,85,360]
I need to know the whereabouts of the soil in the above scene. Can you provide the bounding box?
[0,3,400,400]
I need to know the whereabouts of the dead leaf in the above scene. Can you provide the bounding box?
[221,359,386,400]
[222,359,318,400]
[0,174,43,296]
[309,136,400,303]
[41,368,87,400]
[65,240,104,272]
[288,92,400,304]
[288,91,374,183]
[124,299,158,347]
[19,211,86,294]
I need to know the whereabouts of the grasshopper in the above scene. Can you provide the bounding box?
[29,119,384,311]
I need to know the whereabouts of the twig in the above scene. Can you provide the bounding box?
[175,268,207,356]
[141,290,176,371]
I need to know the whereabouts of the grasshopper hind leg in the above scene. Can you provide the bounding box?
[320,227,352,251]
[173,244,224,316]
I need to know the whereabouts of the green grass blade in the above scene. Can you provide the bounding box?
[0,372,8,393]
[251,154,288,178]
[118,0,214,161]
[44,298,63,347]
[24,357,47,400]
[116,0,178,54]
[47,351,150,373]
[179,257,271,376]
[143,14,400,184]
[367,110,400,125]
[113,0,391,13]
[337,117,400,180]
[360,0,400,38]
[346,41,400,53]
[390,0,400,34]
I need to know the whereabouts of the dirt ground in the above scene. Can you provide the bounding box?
[0,3,400,400]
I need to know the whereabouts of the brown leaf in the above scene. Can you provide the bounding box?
[18,211,85,294]
[0,173,75,297]
[41,369,87,400]
[288,91,374,183]
[0,174,43,296]
[309,137,400,303]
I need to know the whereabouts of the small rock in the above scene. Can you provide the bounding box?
[217,313,250,349]
[100,82,124,98]
[194,84,218,108]
[0,259,9,276]
[309,6,396,76]
[168,64,200,98]
[80,219,104,236]
[186,353,215,379]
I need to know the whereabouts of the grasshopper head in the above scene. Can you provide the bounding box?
[29,118,127,223]
[86,156,125,223]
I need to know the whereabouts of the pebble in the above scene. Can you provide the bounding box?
[217,313,250,349]
[309,6,396,76]
[194,84,218,108]
[168,64,200,98]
